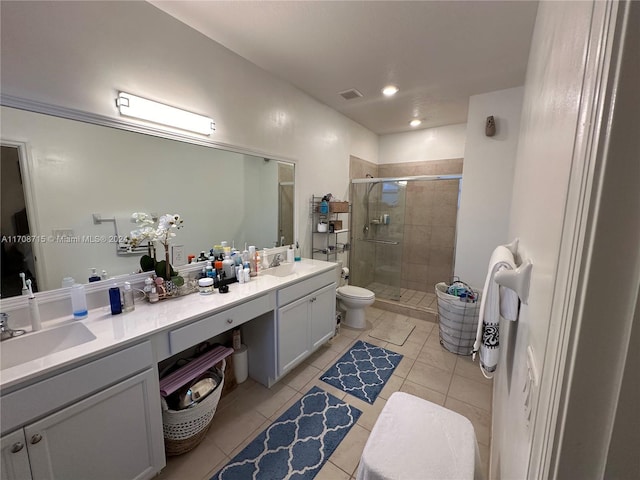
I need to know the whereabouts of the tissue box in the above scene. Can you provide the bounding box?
[330,202,349,213]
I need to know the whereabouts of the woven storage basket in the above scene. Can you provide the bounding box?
[161,359,225,456]
[435,283,482,355]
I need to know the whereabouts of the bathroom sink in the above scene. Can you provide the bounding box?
[262,262,313,277]
[1,322,96,370]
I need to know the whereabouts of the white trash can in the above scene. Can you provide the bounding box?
[232,344,248,383]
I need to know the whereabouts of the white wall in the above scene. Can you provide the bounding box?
[490,1,638,478]
[378,123,466,164]
[0,1,378,264]
[454,87,524,288]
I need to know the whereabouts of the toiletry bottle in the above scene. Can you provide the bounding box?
[71,283,88,319]
[109,285,122,315]
[122,282,135,312]
[206,261,215,279]
[198,251,208,262]
[88,267,101,282]
[287,245,295,263]
[144,276,154,295]
[243,265,250,283]
[253,251,260,276]
[62,276,75,288]
[320,196,329,214]
[294,241,301,261]
[101,270,108,280]
[236,265,244,284]
[222,254,235,280]
[149,286,159,303]
[232,328,241,350]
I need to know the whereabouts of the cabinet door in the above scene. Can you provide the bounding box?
[1,429,32,480]
[277,295,311,376]
[25,369,164,480]
[310,283,337,350]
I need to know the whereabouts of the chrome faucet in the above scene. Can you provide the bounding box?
[269,253,283,268]
[0,313,26,341]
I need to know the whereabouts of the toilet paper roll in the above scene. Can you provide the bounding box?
[341,267,349,277]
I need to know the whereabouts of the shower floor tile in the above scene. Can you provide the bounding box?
[366,284,438,321]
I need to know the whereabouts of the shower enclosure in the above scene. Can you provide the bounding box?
[350,175,462,304]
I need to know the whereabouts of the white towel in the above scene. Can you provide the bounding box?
[473,245,519,378]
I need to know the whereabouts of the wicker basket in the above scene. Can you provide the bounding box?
[161,360,225,456]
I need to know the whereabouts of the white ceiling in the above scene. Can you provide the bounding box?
[150,1,538,135]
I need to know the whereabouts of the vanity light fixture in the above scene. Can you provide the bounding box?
[382,85,399,97]
[115,92,215,135]
[409,118,422,127]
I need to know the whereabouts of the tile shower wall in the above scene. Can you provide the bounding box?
[350,156,463,294]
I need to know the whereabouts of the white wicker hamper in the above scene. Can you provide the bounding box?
[161,359,225,456]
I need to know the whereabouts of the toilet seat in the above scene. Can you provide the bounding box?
[337,285,375,300]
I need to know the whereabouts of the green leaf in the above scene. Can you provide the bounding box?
[140,254,156,272]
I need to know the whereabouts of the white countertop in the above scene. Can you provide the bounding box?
[0,259,336,391]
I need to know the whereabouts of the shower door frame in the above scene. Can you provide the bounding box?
[350,174,463,301]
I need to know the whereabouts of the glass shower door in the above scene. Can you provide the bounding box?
[350,180,406,301]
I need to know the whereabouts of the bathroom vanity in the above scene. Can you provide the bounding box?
[0,259,337,480]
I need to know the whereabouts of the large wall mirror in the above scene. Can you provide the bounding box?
[0,106,295,297]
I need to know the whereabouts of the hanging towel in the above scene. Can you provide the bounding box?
[472,245,520,378]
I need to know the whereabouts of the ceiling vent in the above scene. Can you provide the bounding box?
[339,89,363,100]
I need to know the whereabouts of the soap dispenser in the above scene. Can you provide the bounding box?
[88,268,101,282]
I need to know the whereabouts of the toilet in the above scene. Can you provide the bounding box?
[335,263,375,329]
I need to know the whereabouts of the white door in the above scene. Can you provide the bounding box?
[1,429,32,480]
[26,369,163,480]
[310,283,336,350]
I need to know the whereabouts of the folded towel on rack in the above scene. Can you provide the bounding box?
[473,245,519,378]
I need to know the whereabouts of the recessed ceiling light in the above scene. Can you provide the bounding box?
[382,85,399,97]
[409,119,422,127]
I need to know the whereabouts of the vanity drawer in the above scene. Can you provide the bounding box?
[169,294,274,355]
[277,269,335,306]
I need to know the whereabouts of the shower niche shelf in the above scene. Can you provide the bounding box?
[310,196,350,261]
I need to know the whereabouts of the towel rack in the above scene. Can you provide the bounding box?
[494,238,533,305]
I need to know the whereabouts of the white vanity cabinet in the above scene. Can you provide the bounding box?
[0,342,164,480]
[276,269,336,377]
[1,430,31,480]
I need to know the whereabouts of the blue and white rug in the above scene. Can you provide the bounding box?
[211,386,361,480]
[321,340,403,404]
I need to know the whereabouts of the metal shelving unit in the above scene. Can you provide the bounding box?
[310,196,350,261]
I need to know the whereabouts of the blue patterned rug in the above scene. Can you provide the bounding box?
[321,340,403,404]
[211,386,361,480]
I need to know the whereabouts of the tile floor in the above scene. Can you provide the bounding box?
[157,307,492,480]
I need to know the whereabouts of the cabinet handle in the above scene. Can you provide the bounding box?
[227,318,233,324]
[310,297,316,303]
[30,434,42,444]
[11,442,24,453]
